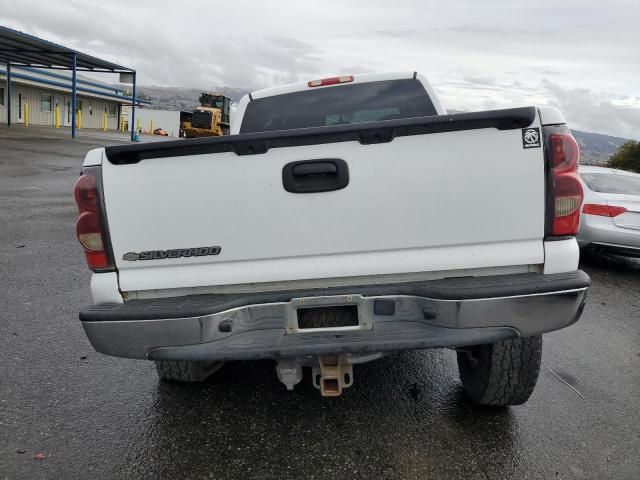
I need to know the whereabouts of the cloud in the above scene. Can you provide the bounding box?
[1,0,639,137]
[540,80,640,140]
[374,30,419,39]
[213,35,323,89]
[435,75,640,139]
[446,24,551,36]
[461,76,498,87]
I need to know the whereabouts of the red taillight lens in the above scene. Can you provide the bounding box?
[77,211,104,251]
[607,206,628,217]
[77,212,109,268]
[74,174,98,212]
[308,75,353,87]
[552,174,583,235]
[583,204,628,217]
[582,203,609,216]
[74,170,113,271]
[545,129,583,236]
[550,133,579,172]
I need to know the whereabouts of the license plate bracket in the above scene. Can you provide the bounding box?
[286,295,373,334]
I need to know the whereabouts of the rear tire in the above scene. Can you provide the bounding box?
[457,336,542,406]
[155,360,224,383]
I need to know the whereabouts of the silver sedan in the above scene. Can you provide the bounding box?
[577,165,640,257]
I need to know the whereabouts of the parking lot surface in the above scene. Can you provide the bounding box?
[1,126,639,479]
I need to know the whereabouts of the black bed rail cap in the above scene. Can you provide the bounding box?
[105,106,537,165]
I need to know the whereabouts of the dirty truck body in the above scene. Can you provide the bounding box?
[75,72,589,404]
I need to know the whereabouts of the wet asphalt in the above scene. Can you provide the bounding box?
[0,126,639,480]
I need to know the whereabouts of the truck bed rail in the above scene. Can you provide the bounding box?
[104,107,537,165]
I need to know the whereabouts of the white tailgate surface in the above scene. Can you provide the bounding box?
[102,124,545,292]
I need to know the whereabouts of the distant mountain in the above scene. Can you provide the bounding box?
[130,85,250,111]
[571,130,629,165]
[134,86,630,165]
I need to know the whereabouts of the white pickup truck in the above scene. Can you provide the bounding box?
[75,72,589,405]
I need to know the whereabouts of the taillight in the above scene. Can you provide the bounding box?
[544,127,583,236]
[74,167,114,271]
[308,75,353,88]
[74,174,98,211]
[583,204,627,217]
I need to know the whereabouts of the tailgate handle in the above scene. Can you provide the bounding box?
[283,159,349,193]
[293,162,337,176]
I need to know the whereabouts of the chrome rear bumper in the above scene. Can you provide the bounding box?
[80,271,590,361]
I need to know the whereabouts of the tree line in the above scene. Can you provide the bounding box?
[608,141,640,173]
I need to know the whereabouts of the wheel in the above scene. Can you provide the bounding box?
[154,360,224,383]
[457,336,542,406]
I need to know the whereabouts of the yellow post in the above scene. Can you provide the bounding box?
[103,111,107,131]
[136,118,141,133]
[78,110,82,129]
[55,106,60,128]
[24,103,29,127]
[150,119,153,134]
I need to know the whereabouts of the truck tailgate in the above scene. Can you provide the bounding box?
[100,109,545,292]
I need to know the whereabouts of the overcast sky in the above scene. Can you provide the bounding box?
[2,0,639,138]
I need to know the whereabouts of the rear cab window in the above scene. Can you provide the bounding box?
[581,173,640,195]
[240,78,437,134]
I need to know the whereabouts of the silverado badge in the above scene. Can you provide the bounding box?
[122,246,221,261]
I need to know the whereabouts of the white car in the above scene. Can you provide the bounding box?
[74,72,590,405]
[578,165,640,257]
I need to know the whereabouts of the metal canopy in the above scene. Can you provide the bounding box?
[0,25,134,72]
[0,25,137,140]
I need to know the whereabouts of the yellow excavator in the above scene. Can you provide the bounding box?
[181,93,232,138]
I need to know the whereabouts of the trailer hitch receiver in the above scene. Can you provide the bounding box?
[312,354,354,397]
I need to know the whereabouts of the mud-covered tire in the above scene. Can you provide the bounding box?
[155,360,224,383]
[457,336,542,406]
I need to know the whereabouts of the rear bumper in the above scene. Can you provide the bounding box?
[578,214,640,251]
[584,242,640,258]
[80,271,590,361]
